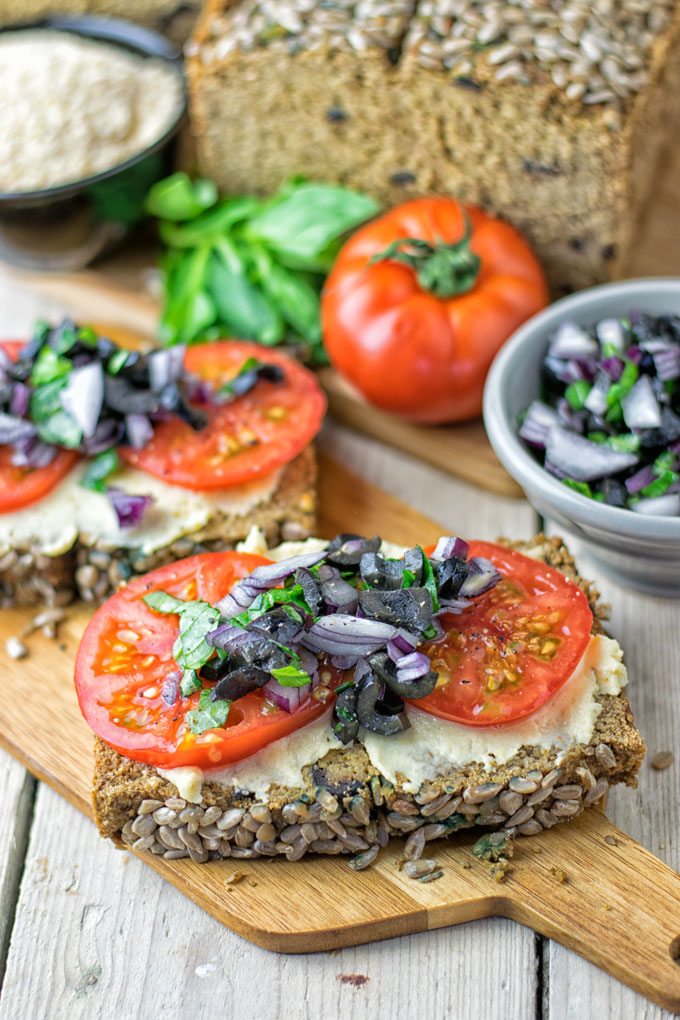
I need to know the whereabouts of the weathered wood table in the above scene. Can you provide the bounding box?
[0,282,678,1020]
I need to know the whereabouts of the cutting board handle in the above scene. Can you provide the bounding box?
[503,810,680,1013]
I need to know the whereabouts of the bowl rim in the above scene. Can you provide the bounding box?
[0,15,187,205]
[483,275,680,541]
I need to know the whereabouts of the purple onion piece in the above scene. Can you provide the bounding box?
[317,563,341,583]
[395,651,431,682]
[549,321,598,359]
[632,494,680,516]
[432,535,470,561]
[545,427,639,483]
[596,318,626,351]
[83,418,124,455]
[583,376,609,416]
[10,437,58,469]
[60,361,104,439]
[653,349,680,382]
[149,346,186,393]
[206,621,248,649]
[107,488,154,530]
[437,596,473,614]
[518,400,559,449]
[600,356,624,381]
[9,382,30,418]
[459,557,501,598]
[161,670,181,705]
[386,630,418,662]
[621,375,662,430]
[0,413,36,445]
[215,548,327,616]
[263,677,308,713]
[125,413,154,449]
[625,464,656,495]
[302,614,398,657]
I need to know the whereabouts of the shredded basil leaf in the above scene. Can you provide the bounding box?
[144,590,222,677]
[143,590,187,614]
[187,688,230,734]
[270,663,312,687]
[418,546,440,613]
[37,409,82,448]
[230,584,313,628]
[30,347,71,387]
[180,669,202,697]
[107,350,129,375]
[81,449,120,492]
[563,478,595,498]
[564,379,591,411]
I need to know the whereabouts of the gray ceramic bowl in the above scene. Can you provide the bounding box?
[483,277,680,596]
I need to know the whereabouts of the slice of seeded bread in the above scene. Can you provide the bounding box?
[0,448,317,609]
[91,534,645,862]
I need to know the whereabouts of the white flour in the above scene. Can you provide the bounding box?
[0,30,183,192]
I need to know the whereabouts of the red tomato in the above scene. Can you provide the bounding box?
[0,340,78,512]
[75,551,337,768]
[121,341,326,489]
[414,542,593,726]
[322,198,548,423]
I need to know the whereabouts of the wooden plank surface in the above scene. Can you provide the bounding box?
[542,530,680,1020]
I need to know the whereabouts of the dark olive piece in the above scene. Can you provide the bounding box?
[355,672,410,736]
[357,587,433,632]
[332,685,360,744]
[212,665,270,701]
[369,651,438,699]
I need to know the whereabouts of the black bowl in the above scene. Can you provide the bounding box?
[0,15,187,269]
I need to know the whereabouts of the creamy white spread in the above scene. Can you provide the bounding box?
[361,634,627,792]
[0,464,282,556]
[157,626,626,802]
[160,712,343,803]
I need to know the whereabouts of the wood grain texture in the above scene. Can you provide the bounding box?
[542,529,680,1020]
[0,752,34,983]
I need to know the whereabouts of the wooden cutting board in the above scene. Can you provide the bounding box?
[0,454,679,1012]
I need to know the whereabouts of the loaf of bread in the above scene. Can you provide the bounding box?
[187,0,680,293]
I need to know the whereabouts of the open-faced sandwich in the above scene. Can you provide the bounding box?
[75,530,645,866]
[0,320,325,607]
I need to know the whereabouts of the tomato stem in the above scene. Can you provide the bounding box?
[369,213,481,299]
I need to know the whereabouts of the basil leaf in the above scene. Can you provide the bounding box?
[37,410,82,448]
[565,380,590,411]
[208,244,284,346]
[30,347,71,386]
[159,196,263,248]
[187,688,231,735]
[563,478,595,498]
[401,569,417,589]
[107,350,130,375]
[81,449,120,492]
[246,183,379,262]
[146,172,218,222]
[230,584,312,628]
[257,257,322,345]
[270,664,312,687]
[159,246,213,346]
[180,668,202,697]
[143,590,188,614]
[641,470,678,499]
[174,602,222,669]
[418,546,440,613]
[29,379,67,423]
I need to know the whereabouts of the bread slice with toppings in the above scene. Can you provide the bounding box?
[91,534,645,864]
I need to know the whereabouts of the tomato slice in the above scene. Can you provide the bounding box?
[0,340,78,512]
[120,341,326,490]
[75,551,337,768]
[414,542,593,726]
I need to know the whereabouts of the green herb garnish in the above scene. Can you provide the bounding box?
[270,663,312,687]
[418,546,440,613]
[187,688,231,735]
[81,449,120,492]
[564,379,591,411]
[30,347,71,386]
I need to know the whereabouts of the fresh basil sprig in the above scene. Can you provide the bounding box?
[146,174,380,364]
[143,591,222,693]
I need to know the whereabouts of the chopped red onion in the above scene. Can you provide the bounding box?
[432,536,470,561]
[621,376,662,430]
[386,630,418,662]
[460,557,501,598]
[161,670,181,705]
[149,346,186,393]
[653,349,680,382]
[125,413,154,449]
[60,362,104,439]
[0,413,36,444]
[108,488,154,529]
[9,383,30,418]
[11,437,57,468]
[549,321,598,358]
[596,318,626,351]
[583,376,609,416]
[546,427,639,482]
[625,464,656,495]
[263,678,309,713]
[215,547,327,616]
[600,356,624,381]
[518,401,559,449]
[632,494,680,516]
[302,614,397,656]
[395,651,431,683]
